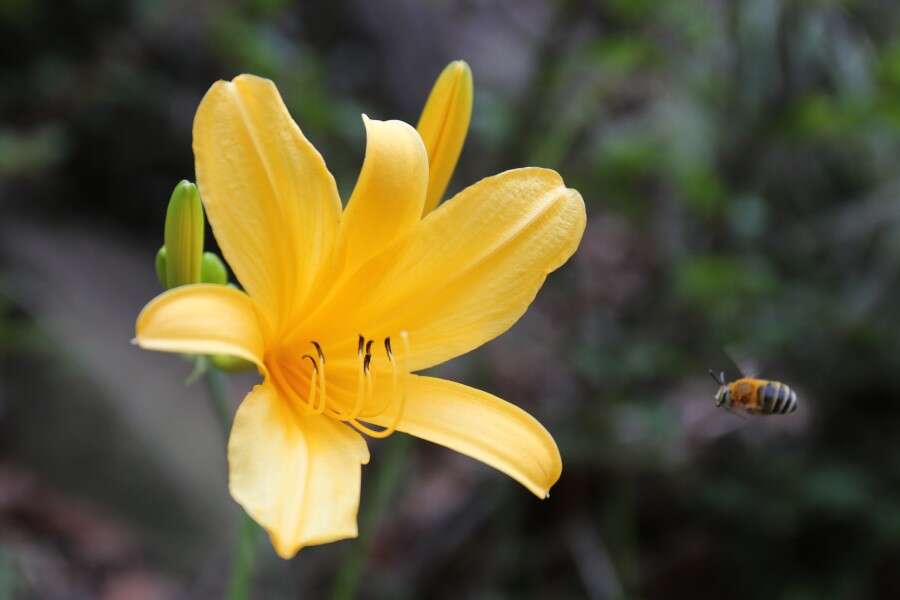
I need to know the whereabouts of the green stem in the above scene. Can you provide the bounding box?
[204,362,231,433]
[331,435,411,600]
[228,512,259,600]
[205,365,258,600]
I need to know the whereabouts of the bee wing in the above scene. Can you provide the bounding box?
[723,343,759,378]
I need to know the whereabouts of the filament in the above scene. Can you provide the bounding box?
[368,337,396,416]
[345,335,366,420]
[301,354,324,415]
[312,341,327,414]
[280,358,344,420]
[386,337,398,404]
[268,359,314,417]
[365,352,375,413]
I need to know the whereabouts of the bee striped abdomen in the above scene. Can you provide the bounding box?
[760,381,797,414]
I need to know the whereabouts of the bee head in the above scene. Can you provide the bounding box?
[714,386,728,407]
[709,369,727,407]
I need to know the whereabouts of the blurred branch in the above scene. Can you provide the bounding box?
[332,435,411,600]
[496,0,583,169]
[204,364,232,435]
[565,516,625,600]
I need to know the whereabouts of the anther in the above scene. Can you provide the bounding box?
[311,341,325,364]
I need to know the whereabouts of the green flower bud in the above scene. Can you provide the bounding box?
[201,251,228,285]
[210,354,257,373]
[155,246,168,288]
[164,180,204,288]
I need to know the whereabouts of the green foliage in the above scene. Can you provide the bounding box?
[674,256,777,324]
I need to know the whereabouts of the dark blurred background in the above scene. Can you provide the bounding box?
[4,0,900,598]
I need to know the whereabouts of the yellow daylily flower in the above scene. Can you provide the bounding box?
[134,73,585,559]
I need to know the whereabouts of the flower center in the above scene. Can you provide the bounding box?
[268,332,410,438]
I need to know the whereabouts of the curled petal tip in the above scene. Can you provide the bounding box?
[450,59,471,74]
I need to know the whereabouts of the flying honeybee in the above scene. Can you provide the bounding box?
[708,369,798,416]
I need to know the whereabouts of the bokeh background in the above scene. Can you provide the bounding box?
[4,0,900,598]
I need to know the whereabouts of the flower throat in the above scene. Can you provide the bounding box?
[268,332,410,439]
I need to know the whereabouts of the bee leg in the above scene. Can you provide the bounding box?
[723,405,748,421]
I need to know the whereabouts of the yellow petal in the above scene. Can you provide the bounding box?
[135,284,266,367]
[417,60,473,215]
[338,116,428,273]
[228,383,370,558]
[193,74,342,333]
[305,168,585,371]
[366,375,560,498]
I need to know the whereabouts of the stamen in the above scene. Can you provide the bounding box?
[311,341,325,363]
[364,348,374,419]
[301,354,325,415]
[349,331,409,439]
[273,334,413,434]
[311,341,327,415]
[385,337,398,398]
[346,335,368,421]
[280,359,342,419]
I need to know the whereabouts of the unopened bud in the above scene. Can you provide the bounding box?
[201,252,228,285]
[155,246,168,288]
[210,354,256,373]
[164,180,204,288]
[417,60,473,215]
